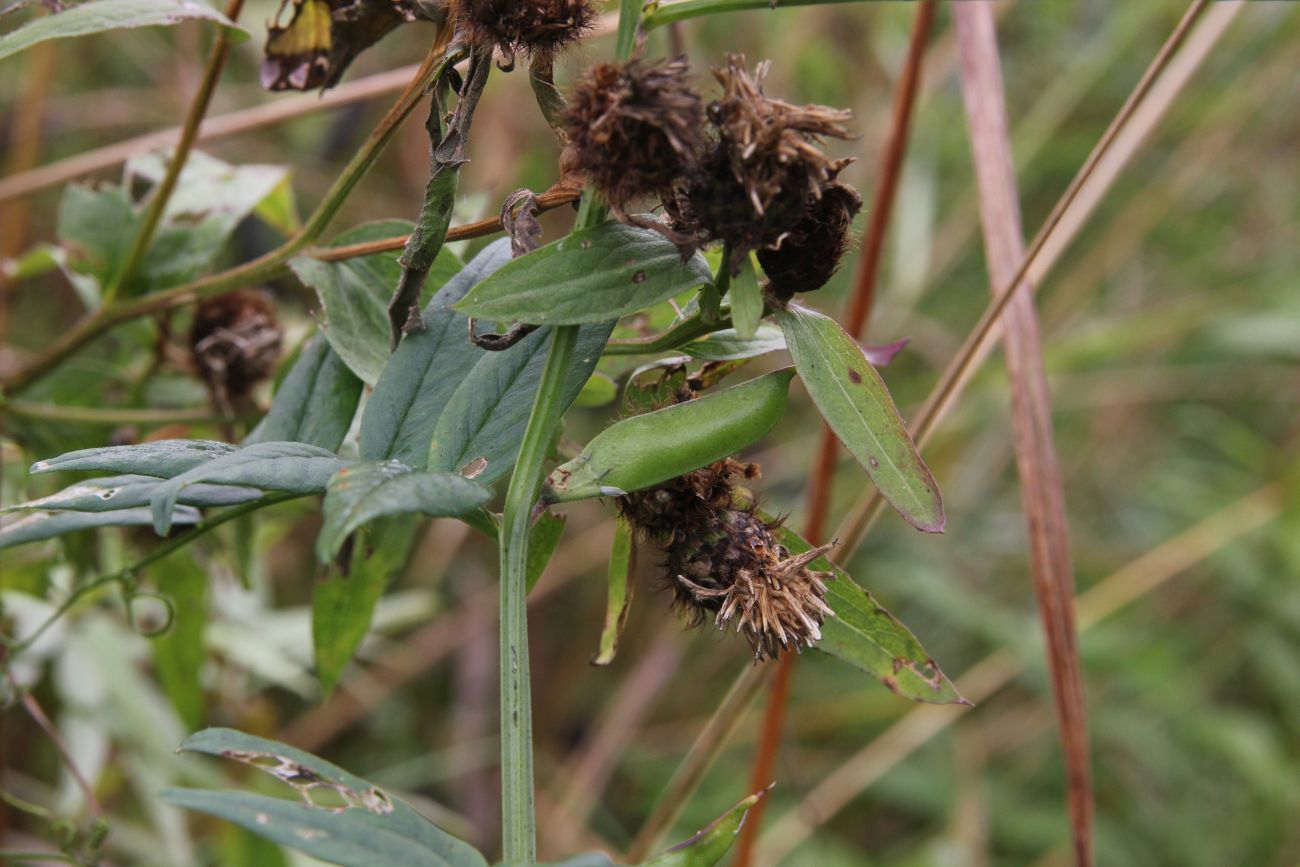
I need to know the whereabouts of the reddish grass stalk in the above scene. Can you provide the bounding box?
[733,6,936,866]
[952,4,1091,864]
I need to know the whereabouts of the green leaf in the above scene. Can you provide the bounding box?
[525,510,566,593]
[151,549,208,729]
[56,183,137,299]
[313,518,418,693]
[453,222,712,325]
[425,321,614,483]
[574,372,618,408]
[2,473,259,513]
[315,461,491,563]
[685,322,786,361]
[360,240,514,466]
[776,304,944,532]
[31,439,236,477]
[254,176,302,236]
[592,515,632,666]
[161,728,488,867]
[290,221,461,385]
[0,506,199,550]
[0,0,246,62]
[642,788,771,867]
[248,335,364,451]
[150,442,343,534]
[728,253,764,339]
[768,518,965,705]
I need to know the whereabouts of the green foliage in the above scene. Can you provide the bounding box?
[0,0,246,61]
[150,549,208,729]
[248,335,364,451]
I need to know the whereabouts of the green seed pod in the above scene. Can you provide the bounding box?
[541,367,795,504]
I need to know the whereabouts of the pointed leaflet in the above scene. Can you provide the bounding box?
[453,221,712,325]
[777,305,944,532]
[161,728,488,867]
[247,335,364,451]
[592,515,632,666]
[0,507,200,550]
[150,442,344,534]
[315,461,491,562]
[642,787,771,867]
[728,253,764,340]
[2,474,259,513]
[767,516,964,705]
[290,221,462,385]
[31,440,235,477]
[0,0,247,62]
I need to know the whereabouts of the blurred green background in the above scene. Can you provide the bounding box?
[2,1,1298,865]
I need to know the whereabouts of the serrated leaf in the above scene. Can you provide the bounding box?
[768,518,965,705]
[454,221,712,325]
[0,0,246,62]
[248,335,363,451]
[685,323,786,361]
[161,728,488,867]
[290,221,461,385]
[0,506,200,550]
[642,788,770,867]
[31,439,236,477]
[777,305,944,532]
[592,515,632,666]
[425,321,613,483]
[2,474,260,513]
[150,442,343,534]
[360,239,514,466]
[313,518,418,693]
[728,253,764,339]
[316,461,491,562]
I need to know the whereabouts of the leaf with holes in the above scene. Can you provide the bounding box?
[777,304,944,532]
[150,442,344,534]
[453,221,712,325]
[315,461,491,562]
[160,728,487,867]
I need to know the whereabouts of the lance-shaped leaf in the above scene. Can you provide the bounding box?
[31,440,236,477]
[0,0,247,63]
[2,474,259,513]
[0,507,200,550]
[767,518,965,705]
[247,335,364,451]
[453,222,712,325]
[316,461,492,562]
[151,442,344,534]
[728,253,764,340]
[777,304,944,532]
[160,728,488,867]
[289,222,461,385]
[592,515,633,666]
[685,323,786,361]
[642,787,771,867]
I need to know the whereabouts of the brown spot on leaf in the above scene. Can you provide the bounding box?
[632,270,647,284]
[847,368,862,384]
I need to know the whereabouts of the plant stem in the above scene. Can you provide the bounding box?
[108,0,247,300]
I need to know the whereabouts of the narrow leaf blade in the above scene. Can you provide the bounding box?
[0,0,246,62]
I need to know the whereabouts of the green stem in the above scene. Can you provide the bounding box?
[109,0,247,300]
[1,42,453,396]
[603,309,733,355]
[643,0,885,30]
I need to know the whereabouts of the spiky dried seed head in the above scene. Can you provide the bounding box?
[190,290,282,415]
[562,57,705,212]
[759,181,862,302]
[454,0,595,59]
[668,55,854,266]
[620,458,835,661]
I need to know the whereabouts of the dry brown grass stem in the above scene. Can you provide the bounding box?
[757,482,1284,866]
[952,4,1089,862]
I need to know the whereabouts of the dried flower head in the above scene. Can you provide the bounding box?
[454,0,595,60]
[759,180,862,302]
[621,458,835,660]
[562,57,705,213]
[190,290,283,415]
[669,55,855,268]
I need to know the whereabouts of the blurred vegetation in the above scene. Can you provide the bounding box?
[2,1,1298,865]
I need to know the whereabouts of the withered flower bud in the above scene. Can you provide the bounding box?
[621,458,835,661]
[190,290,283,416]
[454,0,595,60]
[669,55,854,269]
[562,57,705,213]
[758,180,862,302]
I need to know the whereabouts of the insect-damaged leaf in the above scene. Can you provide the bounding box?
[161,728,488,867]
[768,518,965,705]
[2,474,259,513]
[0,0,247,63]
[315,461,491,563]
[453,221,712,326]
[777,304,944,533]
[290,221,461,385]
[246,335,364,452]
